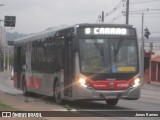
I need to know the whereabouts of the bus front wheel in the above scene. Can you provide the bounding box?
[106,99,119,106]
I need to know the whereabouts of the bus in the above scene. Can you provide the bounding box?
[13,23,142,106]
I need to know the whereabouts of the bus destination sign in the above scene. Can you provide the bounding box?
[77,26,137,36]
[84,28,127,35]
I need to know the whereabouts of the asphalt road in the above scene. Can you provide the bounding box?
[0,72,160,120]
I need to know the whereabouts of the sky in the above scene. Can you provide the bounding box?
[0,0,160,37]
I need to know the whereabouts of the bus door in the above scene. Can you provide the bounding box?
[64,39,73,98]
[15,46,21,89]
[15,46,26,89]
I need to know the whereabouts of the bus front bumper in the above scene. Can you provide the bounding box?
[73,84,141,100]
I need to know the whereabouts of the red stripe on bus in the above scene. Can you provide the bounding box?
[86,78,134,90]
[26,77,41,89]
[13,74,17,88]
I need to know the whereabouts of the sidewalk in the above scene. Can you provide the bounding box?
[142,83,160,91]
[0,71,10,75]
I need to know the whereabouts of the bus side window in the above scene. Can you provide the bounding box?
[54,37,64,71]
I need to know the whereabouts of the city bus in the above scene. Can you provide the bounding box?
[13,23,142,106]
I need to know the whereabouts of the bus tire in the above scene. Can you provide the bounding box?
[54,81,64,105]
[22,78,30,96]
[106,99,119,106]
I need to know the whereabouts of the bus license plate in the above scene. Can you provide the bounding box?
[105,95,117,99]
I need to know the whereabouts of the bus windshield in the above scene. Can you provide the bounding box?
[79,38,138,74]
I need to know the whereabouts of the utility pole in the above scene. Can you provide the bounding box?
[142,13,144,44]
[3,48,5,71]
[0,2,5,71]
[7,47,9,71]
[126,0,129,24]
[141,13,144,80]
[102,11,104,22]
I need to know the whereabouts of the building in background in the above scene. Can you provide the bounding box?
[143,39,160,86]
[150,56,160,85]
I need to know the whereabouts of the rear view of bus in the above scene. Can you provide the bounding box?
[73,24,141,106]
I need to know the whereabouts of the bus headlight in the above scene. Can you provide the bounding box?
[78,77,87,88]
[77,75,92,89]
[79,78,86,85]
[132,78,140,87]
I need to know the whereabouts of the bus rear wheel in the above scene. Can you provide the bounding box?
[106,99,119,106]
[54,81,64,105]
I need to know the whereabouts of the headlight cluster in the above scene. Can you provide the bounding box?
[132,78,140,87]
[78,77,87,87]
[78,76,92,89]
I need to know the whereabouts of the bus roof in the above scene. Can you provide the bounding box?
[14,23,135,46]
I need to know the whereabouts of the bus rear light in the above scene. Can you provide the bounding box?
[132,78,140,87]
